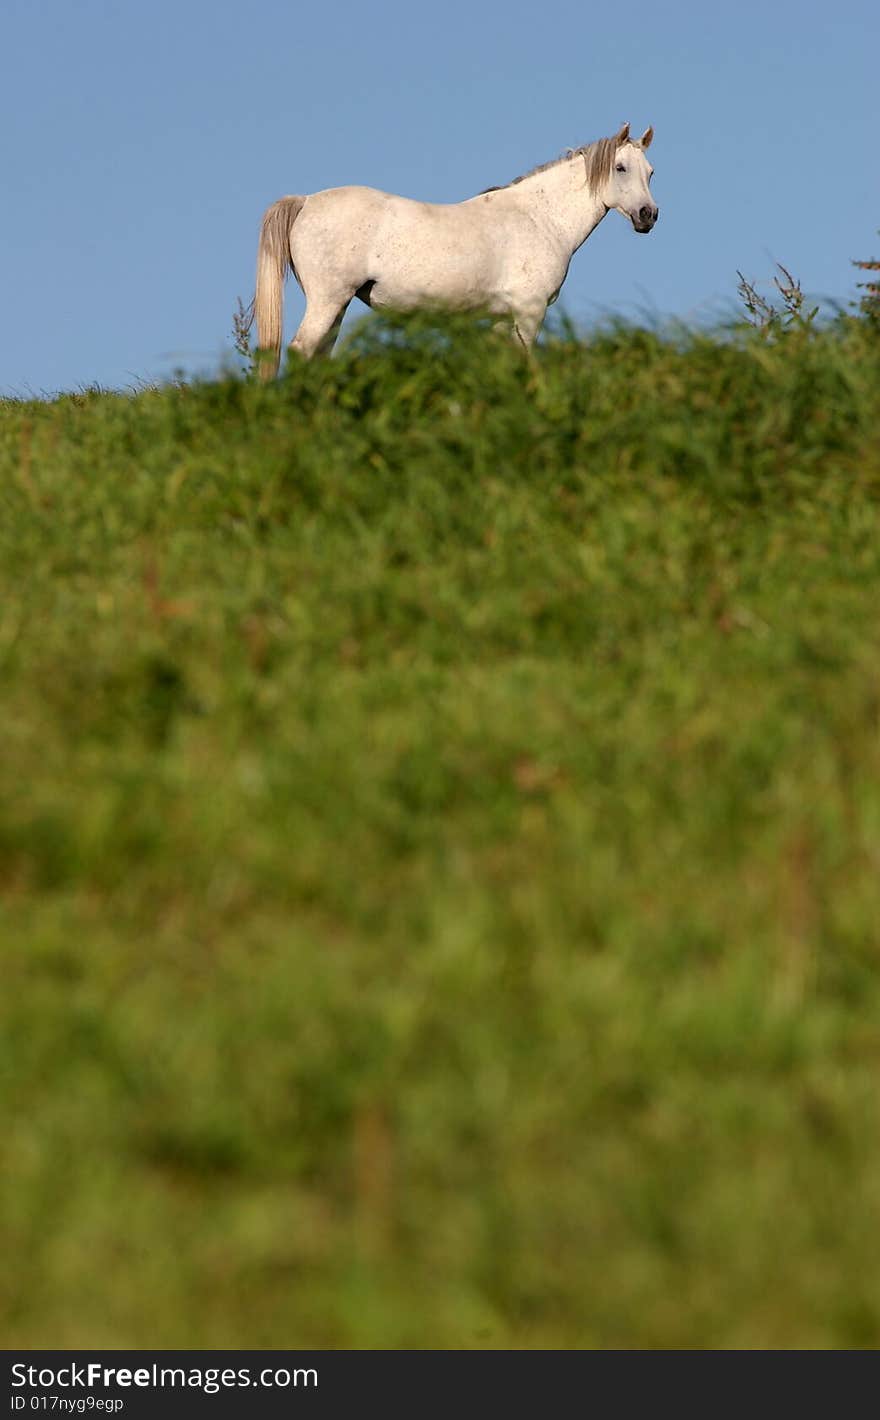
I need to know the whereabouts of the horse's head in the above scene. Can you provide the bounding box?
[604,122,658,233]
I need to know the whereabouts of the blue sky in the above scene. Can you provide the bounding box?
[3,0,877,394]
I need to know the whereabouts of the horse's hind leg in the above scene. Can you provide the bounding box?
[315,304,349,357]
[289,298,350,360]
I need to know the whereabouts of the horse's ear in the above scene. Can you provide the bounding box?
[639,126,654,149]
[615,121,630,145]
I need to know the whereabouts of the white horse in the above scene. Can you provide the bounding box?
[250,122,657,372]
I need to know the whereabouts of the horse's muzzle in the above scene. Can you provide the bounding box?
[633,204,659,234]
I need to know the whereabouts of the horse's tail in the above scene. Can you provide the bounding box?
[253,195,306,378]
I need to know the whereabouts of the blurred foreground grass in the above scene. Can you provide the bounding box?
[2,315,880,1346]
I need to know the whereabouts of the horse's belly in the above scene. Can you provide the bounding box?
[367,279,500,313]
[368,215,504,312]
[367,260,504,313]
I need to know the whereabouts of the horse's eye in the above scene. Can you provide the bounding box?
[615,164,626,173]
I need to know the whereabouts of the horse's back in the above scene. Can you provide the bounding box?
[301,184,456,221]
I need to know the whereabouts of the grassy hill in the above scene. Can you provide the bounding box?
[2,313,880,1347]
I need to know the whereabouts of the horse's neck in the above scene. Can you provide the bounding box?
[512,158,608,254]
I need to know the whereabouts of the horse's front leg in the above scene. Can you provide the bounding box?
[510,302,547,352]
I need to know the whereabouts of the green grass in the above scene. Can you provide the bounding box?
[2,314,880,1347]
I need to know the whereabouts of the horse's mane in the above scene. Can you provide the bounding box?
[479,133,625,196]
